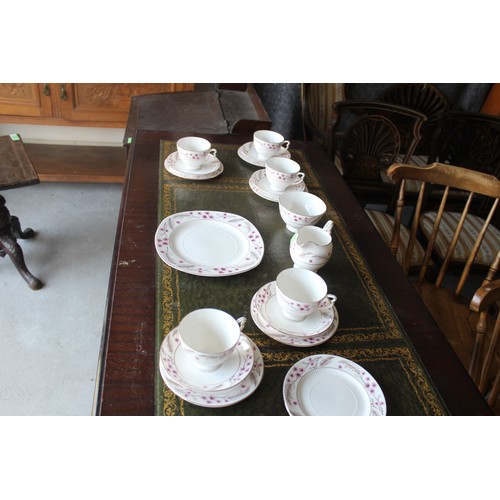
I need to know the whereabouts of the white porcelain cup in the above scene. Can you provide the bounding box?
[278,191,327,233]
[265,157,306,193]
[276,268,337,321]
[178,308,246,371]
[177,136,217,171]
[253,130,290,160]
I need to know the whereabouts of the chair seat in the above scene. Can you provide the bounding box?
[414,282,500,389]
[365,209,426,266]
[420,211,500,267]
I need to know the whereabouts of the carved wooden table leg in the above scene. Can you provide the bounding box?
[0,195,43,290]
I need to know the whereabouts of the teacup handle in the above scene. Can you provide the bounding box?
[322,220,334,234]
[208,148,217,158]
[236,316,247,331]
[319,294,337,309]
[290,172,306,186]
[282,140,290,150]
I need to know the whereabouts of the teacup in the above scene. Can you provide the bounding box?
[253,130,290,160]
[276,268,337,322]
[178,308,246,371]
[278,191,327,233]
[265,157,306,193]
[177,136,217,171]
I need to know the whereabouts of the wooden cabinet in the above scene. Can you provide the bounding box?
[0,83,194,127]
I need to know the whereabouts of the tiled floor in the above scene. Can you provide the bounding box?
[0,181,122,415]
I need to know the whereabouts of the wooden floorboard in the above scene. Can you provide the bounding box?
[25,143,127,184]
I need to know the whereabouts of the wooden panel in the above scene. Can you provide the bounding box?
[59,83,194,125]
[0,83,52,118]
[0,83,194,127]
[24,143,127,183]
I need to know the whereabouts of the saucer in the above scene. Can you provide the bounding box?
[238,142,291,167]
[164,151,223,180]
[250,282,339,347]
[159,335,264,408]
[249,169,307,202]
[159,328,254,391]
[283,354,387,416]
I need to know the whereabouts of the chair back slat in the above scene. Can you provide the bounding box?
[416,185,450,283]
[408,180,430,277]
[484,250,500,285]
[456,200,500,295]
[387,162,500,295]
[390,179,405,258]
[435,191,473,290]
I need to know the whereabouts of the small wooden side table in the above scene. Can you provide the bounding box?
[0,134,43,290]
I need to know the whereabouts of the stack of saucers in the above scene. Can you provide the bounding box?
[159,328,264,408]
[250,281,339,347]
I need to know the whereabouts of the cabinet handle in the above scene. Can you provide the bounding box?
[42,84,50,96]
[60,84,67,101]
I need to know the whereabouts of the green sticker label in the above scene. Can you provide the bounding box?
[127,137,133,144]
[10,134,20,141]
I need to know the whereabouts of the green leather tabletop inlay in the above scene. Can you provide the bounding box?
[155,140,448,416]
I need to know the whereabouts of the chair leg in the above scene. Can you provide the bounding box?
[0,195,43,290]
[0,234,43,290]
[10,215,35,239]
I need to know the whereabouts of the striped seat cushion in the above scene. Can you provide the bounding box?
[379,154,427,192]
[420,211,500,266]
[365,209,426,266]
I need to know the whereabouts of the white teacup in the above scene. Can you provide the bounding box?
[276,268,337,322]
[177,136,217,171]
[253,130,290,160]
[265,157,306,193]
[178,308,246,371]
[278,191,327,233]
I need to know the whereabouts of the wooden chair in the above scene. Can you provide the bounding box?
[470,278,500,410]
[368,162,500,381]
[378,83,450,155]
[327,100,427,206]
[301,83,329,147]
[428,111,500,177]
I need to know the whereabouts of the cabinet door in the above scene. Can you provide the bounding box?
[0,83,53,118]
[55,83,194,126]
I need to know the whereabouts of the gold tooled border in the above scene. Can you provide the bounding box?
[156,141,447,416]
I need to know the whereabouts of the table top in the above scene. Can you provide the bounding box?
[0,134,39,190]
[123,87,271,146]
[95,129,492,416]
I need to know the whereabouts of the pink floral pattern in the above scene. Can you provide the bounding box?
[238,142,291,167]
[159,337,264,408]
[283,354,386,416]
[160,328,254,391]
[250,282,338,346]
[155,211,264,277]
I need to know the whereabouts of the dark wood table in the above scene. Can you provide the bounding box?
[95,129,492,416]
